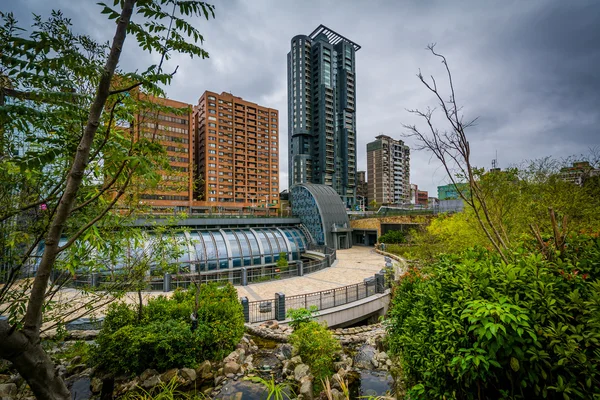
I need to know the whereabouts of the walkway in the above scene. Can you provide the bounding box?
[236,246,385,301]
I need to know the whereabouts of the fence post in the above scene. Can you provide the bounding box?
[275,292,285,321]
[241,267,248,286]
[375,272,385,294]
[240,297,250,323]
[320,291,323,309]
[164,272,171,292]
[346,286,348,303]
[91,273,99,288]
[297,261,304,277]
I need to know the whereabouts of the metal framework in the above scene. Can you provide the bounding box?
[308,24,361,51]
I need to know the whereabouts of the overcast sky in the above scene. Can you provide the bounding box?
[6,0,600,195]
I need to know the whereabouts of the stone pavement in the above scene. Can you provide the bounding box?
[236,246,386,301]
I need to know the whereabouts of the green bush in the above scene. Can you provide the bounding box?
[289,321,341,386]
[286,306,318,330]
[93,283,245,375]
[387,234,600,399]
[378,230,407,244]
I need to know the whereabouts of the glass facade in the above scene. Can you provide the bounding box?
[291,183,351,248]
[42,227,308,273]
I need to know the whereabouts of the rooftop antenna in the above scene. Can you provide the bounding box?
[491,150,498,169]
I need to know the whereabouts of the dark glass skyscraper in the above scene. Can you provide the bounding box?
[287,25,360,207]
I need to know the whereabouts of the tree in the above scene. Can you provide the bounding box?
[403,45,514,264]
[0,1,215,398]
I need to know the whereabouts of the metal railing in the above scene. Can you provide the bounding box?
[245,277,381,324]
[285,279,377,314]
[56,246,336,292]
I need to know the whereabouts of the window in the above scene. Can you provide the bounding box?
[208,95,216,100]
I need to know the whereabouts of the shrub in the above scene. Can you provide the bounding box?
[378,230,407,244]
[93,283,245,375]
[289,321,341,385]
[286,306,318,330]
[387,234,600,399]
[102,301,137,334]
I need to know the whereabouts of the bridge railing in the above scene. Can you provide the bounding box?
[243,270,389,324]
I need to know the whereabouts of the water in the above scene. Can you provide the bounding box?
[216,379,269,400]
[70,377,91,400]
[351,370,395,398]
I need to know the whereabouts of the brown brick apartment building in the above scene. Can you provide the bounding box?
[192,91,279,213]
[135,95,194,211]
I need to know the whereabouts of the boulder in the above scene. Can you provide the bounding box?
[90,377,103,393]
[223,361,241,375]
[141,375,160,389]
[235,348,246,364]
[160,369,178,383]
[330,388,346,400]
[139,369,159,382]
[0,383,17,397]
[223,350,240,364]
[180,368,196,383]
[195,360,212,380]
[298,376,313,400]
[294,364,310,382]
[290,356,302,367]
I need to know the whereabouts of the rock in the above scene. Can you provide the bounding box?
[180,368,196,383]
[69,356,82,366]
[330,388,346,400]
[214,375,225,386]
[0,376,9,384]
[90,377,102,393]
[371,358,379,368]
[223,350,240,363]
[294,364,310,382]
[235,348,246,364]
[141,375,161,389]
[279,344,293,359]
[139,369,159,382]
[160,369,178,383]
[223,361,241,375]
[290,356,302,366]
[386,359,393,367]
[67,364,88,376]
[298,376,313,400]
[195,360,212,380]
[0,383,17,397]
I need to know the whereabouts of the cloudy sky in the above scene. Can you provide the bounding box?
[6,0,600,195]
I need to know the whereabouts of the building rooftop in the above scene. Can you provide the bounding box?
[308,24,361,51]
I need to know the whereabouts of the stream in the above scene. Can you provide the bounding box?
[215,335,395,399]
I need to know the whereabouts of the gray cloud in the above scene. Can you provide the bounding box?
[5,0,600,195]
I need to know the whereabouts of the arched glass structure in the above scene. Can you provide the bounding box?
[42,227,307,273]
[291,183,351,248]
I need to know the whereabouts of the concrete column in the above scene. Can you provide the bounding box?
[240,297,250,323]
[297,261,304,277]
[375,273,385,294]
[164,272,171,292]
[241,267,248,286]
[275,292,286,321]
[91,273,99,288]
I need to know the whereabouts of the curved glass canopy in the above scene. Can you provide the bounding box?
[48,227,308,273]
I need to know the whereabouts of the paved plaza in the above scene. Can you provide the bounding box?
[236,246,386,301]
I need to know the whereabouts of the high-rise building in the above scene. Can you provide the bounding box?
[135,95,194,211]
[193,91,279,212]
[287,25,360,207]
[367,135,410,205]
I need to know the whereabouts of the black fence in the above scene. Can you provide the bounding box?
[47,246,336,292]
[244,274,385,324]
